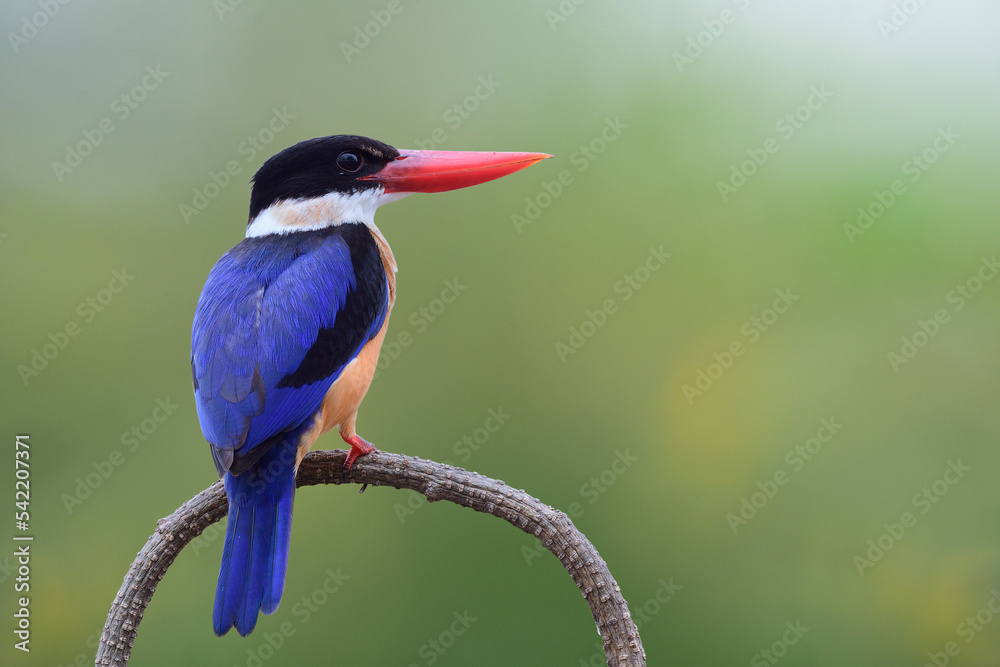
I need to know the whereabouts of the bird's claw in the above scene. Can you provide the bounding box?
[342,435,376,482]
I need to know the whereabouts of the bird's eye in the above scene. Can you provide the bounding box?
[336,151,363,172]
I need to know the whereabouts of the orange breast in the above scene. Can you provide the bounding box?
[295,223,396,466]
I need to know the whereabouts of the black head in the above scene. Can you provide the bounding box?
[247,135,399,222]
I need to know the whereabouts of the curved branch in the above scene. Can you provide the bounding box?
[95,450,646,666]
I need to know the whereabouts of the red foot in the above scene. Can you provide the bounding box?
[343,434,376,473]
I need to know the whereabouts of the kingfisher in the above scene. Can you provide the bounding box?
[191,135,549,637]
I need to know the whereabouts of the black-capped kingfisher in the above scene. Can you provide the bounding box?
[191,135,549,636]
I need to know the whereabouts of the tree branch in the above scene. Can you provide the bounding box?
[95,450,646,666]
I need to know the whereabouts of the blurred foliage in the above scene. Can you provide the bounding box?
[2,0,1000,665]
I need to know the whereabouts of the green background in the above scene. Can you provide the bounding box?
[3,1,999,665]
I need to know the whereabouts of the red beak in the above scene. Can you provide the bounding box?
[364,149,552,193]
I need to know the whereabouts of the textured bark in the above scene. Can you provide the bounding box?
[96,449,646,666]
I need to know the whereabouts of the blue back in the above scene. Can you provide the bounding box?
[191,223,389,475]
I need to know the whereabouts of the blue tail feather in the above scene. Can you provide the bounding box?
[213,434,299,637]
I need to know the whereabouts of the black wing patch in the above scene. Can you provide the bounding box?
[275,223,388,390]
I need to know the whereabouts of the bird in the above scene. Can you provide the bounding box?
[190,135,549,637]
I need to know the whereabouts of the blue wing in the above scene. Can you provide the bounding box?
[191,224,388,476]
